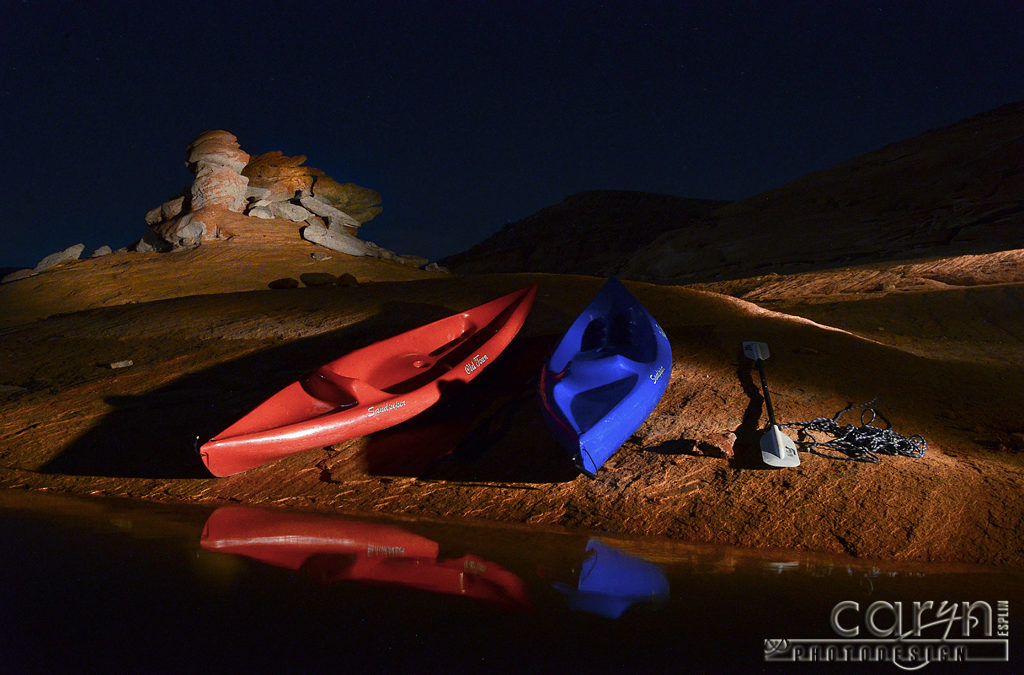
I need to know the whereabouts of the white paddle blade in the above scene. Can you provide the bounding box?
[743,341,771,362]
[760,425,800,468]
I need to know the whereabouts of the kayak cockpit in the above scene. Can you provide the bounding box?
[300,369,385,409]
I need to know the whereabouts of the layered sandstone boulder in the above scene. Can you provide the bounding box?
[187,130,249,174]
[187,131,251,213]
[242,151,382,228]
[141,130,251,249]
[34,243,85,272]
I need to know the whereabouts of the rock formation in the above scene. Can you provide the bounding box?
[0,268,34,284]
[237,151,388,257]
[2,130,442,286]
[301,222,371,256]
[1,242,117,284]
[187,130,250,211]
[132,131,432,269]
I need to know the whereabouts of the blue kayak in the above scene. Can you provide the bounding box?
[539,277,672,476]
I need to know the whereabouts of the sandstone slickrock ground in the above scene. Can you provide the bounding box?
[1,251,1022,566]
[0,216,440,326]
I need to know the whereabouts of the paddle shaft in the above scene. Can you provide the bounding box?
[754,359,780,427]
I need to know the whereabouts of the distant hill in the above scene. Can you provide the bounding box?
[625,100,1024,284]
[440,191,727,276]
[443,102,1024,285]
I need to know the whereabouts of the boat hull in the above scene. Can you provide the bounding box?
[539,278,671,476]
[201,285,537,476]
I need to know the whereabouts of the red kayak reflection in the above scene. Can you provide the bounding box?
[201,506,531,610]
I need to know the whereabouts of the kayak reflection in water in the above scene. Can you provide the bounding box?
[200,505,532,610]
[553,538,670,619]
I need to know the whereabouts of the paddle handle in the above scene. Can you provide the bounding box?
[754,359,780,427]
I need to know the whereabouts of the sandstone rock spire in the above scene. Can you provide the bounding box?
[143,130,251,249]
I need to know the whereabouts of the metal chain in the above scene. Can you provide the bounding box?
[781,399,926,463]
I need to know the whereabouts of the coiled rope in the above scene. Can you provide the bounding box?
[782,400,926,463]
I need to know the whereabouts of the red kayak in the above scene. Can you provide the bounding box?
[200,285,537,476]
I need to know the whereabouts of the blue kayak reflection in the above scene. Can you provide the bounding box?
[200,505,532,610]
[554,538,670,619]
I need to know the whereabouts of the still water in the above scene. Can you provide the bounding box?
[1,490,1020,673]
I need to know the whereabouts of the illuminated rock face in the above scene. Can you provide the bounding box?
[139,130,252,249]
[190,164,249,213]
[242,151,382,226]
[187,130,250,173]
[140,134,383,252]
[124,131,430,270]
[187,130,251,213]
[240,151,313,202]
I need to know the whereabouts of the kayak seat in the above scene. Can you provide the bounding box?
[568,352,649,381]
[379,310,508,394]
[551,352,644,434]
[559,311,651,365]
[368,352,454,395]
[302,368,387,408]
[567,375,638,434]
[368,322,479,394]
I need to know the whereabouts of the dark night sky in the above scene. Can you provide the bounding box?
[2,1,1023,269]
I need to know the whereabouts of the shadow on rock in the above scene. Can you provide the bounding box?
[362,335,578,483]
[39,301,459,479]
[732,346,771,470]
[645,438,718,458]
